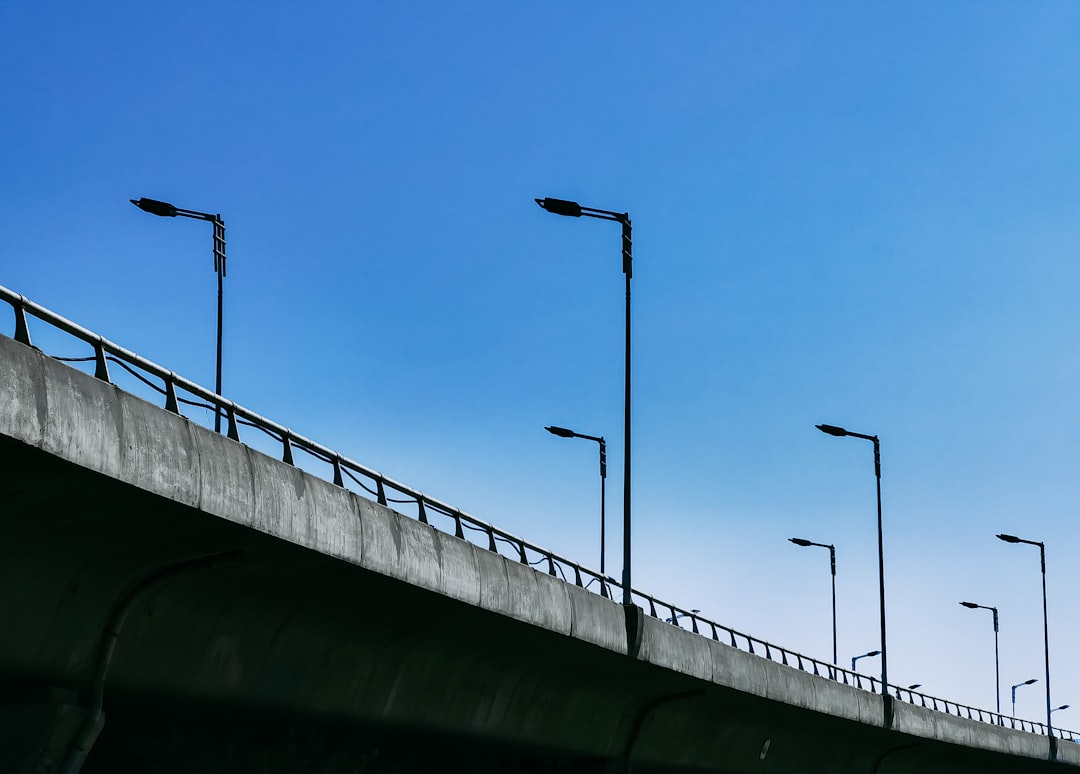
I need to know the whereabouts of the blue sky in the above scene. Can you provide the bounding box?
[4,2,1080,723]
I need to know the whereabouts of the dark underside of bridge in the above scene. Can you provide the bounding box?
[1,433,1070,773]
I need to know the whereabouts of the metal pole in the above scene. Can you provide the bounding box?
[599,437,607,597]
[873,437,888,695]
[1040,543,1052,737]
[830,545,837,666]
[993,608,1001,715]
[621,219,632,607]
[212,215,226,434]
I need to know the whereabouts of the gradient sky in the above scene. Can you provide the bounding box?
[4,2,1080,725]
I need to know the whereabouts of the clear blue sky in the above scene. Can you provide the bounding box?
[4,2,1080,723]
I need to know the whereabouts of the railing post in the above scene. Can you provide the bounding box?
[226,407,240,441]
[164,378,179,414]
[282,434,294,465]
[417,499,429,525]
[93,342,110,382]
[376,479,387,506]
[13,303,31,346]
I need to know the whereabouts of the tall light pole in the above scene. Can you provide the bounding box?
[545,424,607,594]
[817,423,888,694]
[536,197,633,607]
[1012,678,1039,718]
[852,649,881,673]
[960,601,1001,714]
[131,197,228,433]
[789,537,837,665]
[998,533,1052,738]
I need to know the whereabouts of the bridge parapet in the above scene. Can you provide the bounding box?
[2,285,1079,771]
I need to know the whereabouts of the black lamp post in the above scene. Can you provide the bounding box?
[131,197,228,432]
[789,537,837,665]
[666,608,701,624]
[851,649,881,673]
[895,683,922,699]
[817,423,888,694]
[960,600,1001,714]
[1012,678,1039,718]
[536,197,633,607]
[545,424,607,594]
[997,533,1052,737]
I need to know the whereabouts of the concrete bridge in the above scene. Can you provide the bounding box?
[2,285,1078,773]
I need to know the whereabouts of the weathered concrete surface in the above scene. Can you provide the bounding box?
[2,332,1078,773]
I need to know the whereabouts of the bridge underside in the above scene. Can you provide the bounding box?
[2,432,1068,774]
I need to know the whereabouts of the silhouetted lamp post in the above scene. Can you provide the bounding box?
[1012,678,1038,718]
[997,533,1052,736]
[545,424,607,593]
[666,608,701,624]
[536,197,633,607]
[817,423,888,694]
[789,537,837,665]
[851,649,881,673]
[960,600,1001,714]
[130,197,228,432]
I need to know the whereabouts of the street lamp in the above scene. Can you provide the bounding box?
[666,608,701,625]
[851,649,881,673]
[545,424,608,594]
[895,683,922,699]
[1053,705,1071,714]
[1012,678,1039,718]
[789,537,837,665]
[536,197,634,607]
[130,197,228,432]
[997,533,1053,736]
[960,600,1001,714]
[817,423,888,694]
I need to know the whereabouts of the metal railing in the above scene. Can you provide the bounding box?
[2,283,1076,743]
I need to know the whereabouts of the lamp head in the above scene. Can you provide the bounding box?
[1025,678,1038,686]
[816,423,849,437]
[130,197,177,217]
[908,684,922,690]
[867,650,881,657]
[536,197,582,217]
[1054,705,1071,712]
[545,425,576,438]
[959,601,979,609]
[996,533,1022,544]
[789,538,813,547]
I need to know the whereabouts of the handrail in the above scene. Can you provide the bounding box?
[3,283,1077,743]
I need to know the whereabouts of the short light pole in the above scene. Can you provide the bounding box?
[666,608,701,625]
[817,423,888,694]
[1013,678,1039,718]
[998,533,1052,737]
[851,649,881,673]
[960,601,1001,714]
[789,537,837,665]
[536,197,634,606]
[131,197,228,432]
[545,425,607,594]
